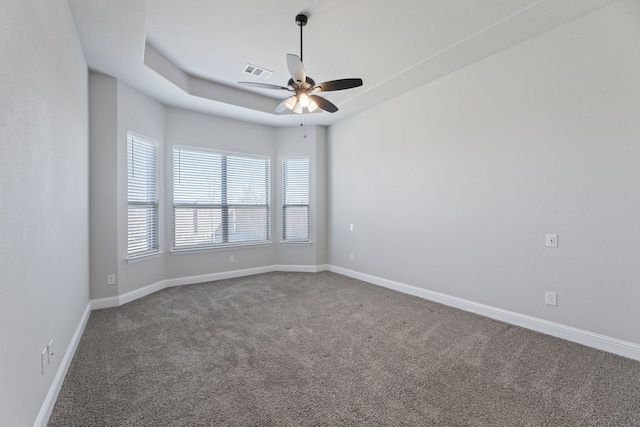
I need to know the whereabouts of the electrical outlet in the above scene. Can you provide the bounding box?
[546,234,558,247]
[349,224,354,232]
[545,291,557,306]
[229,255,235,263]
[349,254,354,262]
[107,274,116,285]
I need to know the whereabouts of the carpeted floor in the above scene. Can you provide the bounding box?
[48,271,640,426]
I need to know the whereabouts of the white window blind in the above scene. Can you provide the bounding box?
[127,132,159,257]
[173,147,270,250]
[282,157,310,242]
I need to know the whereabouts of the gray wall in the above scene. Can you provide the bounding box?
[164,107,279,279]
[116,80,167,295]
[89,73,118,299]
[0,0,89,425]
[328,1,640,345]
[164,108,328,278]
[89,75,167,299]
[88,97,329,298]
[275,126,329,267]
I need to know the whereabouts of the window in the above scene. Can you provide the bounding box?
[127,132,159,257]
[282,157,310,242]
[173,147,270,250]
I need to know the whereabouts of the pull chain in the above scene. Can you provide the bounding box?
[300,114,307,139]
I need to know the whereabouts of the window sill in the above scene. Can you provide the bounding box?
[280,240,312,247]
[170,241,273,255]
[126,251,164,264]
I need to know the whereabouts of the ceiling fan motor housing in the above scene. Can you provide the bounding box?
[287,77,315,89]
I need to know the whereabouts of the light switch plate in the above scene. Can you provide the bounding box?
[41,348,48,374]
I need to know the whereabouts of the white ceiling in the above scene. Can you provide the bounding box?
[68,0,618,127]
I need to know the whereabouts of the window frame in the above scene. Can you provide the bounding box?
[172,146,271,252]
[126,131,160,260]
[282,156,310,244]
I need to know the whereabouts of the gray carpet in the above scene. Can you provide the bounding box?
[48,271,640,426]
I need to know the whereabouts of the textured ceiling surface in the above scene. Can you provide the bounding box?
[69,0,618,126]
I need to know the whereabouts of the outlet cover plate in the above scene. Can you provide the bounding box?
[545,291,557,306]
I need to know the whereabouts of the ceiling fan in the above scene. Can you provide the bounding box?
[239,14,363,114]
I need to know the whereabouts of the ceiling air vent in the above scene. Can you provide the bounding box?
[243,64,273,79]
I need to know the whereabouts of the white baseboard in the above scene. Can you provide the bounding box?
[90,295,120,310]
[165,266,275,288]
[275,264,330,273]
[91,280,167,310]
[329,266,640,362]
[34,303,92,427]
[119,280,166,305]
[90,265,330,310]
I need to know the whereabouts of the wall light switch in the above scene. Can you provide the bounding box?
[41,348,48,374]
[546,234,558,247]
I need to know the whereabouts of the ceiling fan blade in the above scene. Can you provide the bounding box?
[310,95,338,113]
[314,78,363,92]
[238,82,291,91]
[286,54,306,85]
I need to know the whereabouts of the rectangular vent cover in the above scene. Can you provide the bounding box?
[243,64,273,79]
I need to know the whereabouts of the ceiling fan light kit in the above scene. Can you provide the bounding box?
[239,13,363,115]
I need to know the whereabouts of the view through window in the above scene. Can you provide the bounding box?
[282,157,310,242]
[173,147,270,250]
[127,132,159,257]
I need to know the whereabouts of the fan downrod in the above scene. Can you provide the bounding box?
[295,14,308,62]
